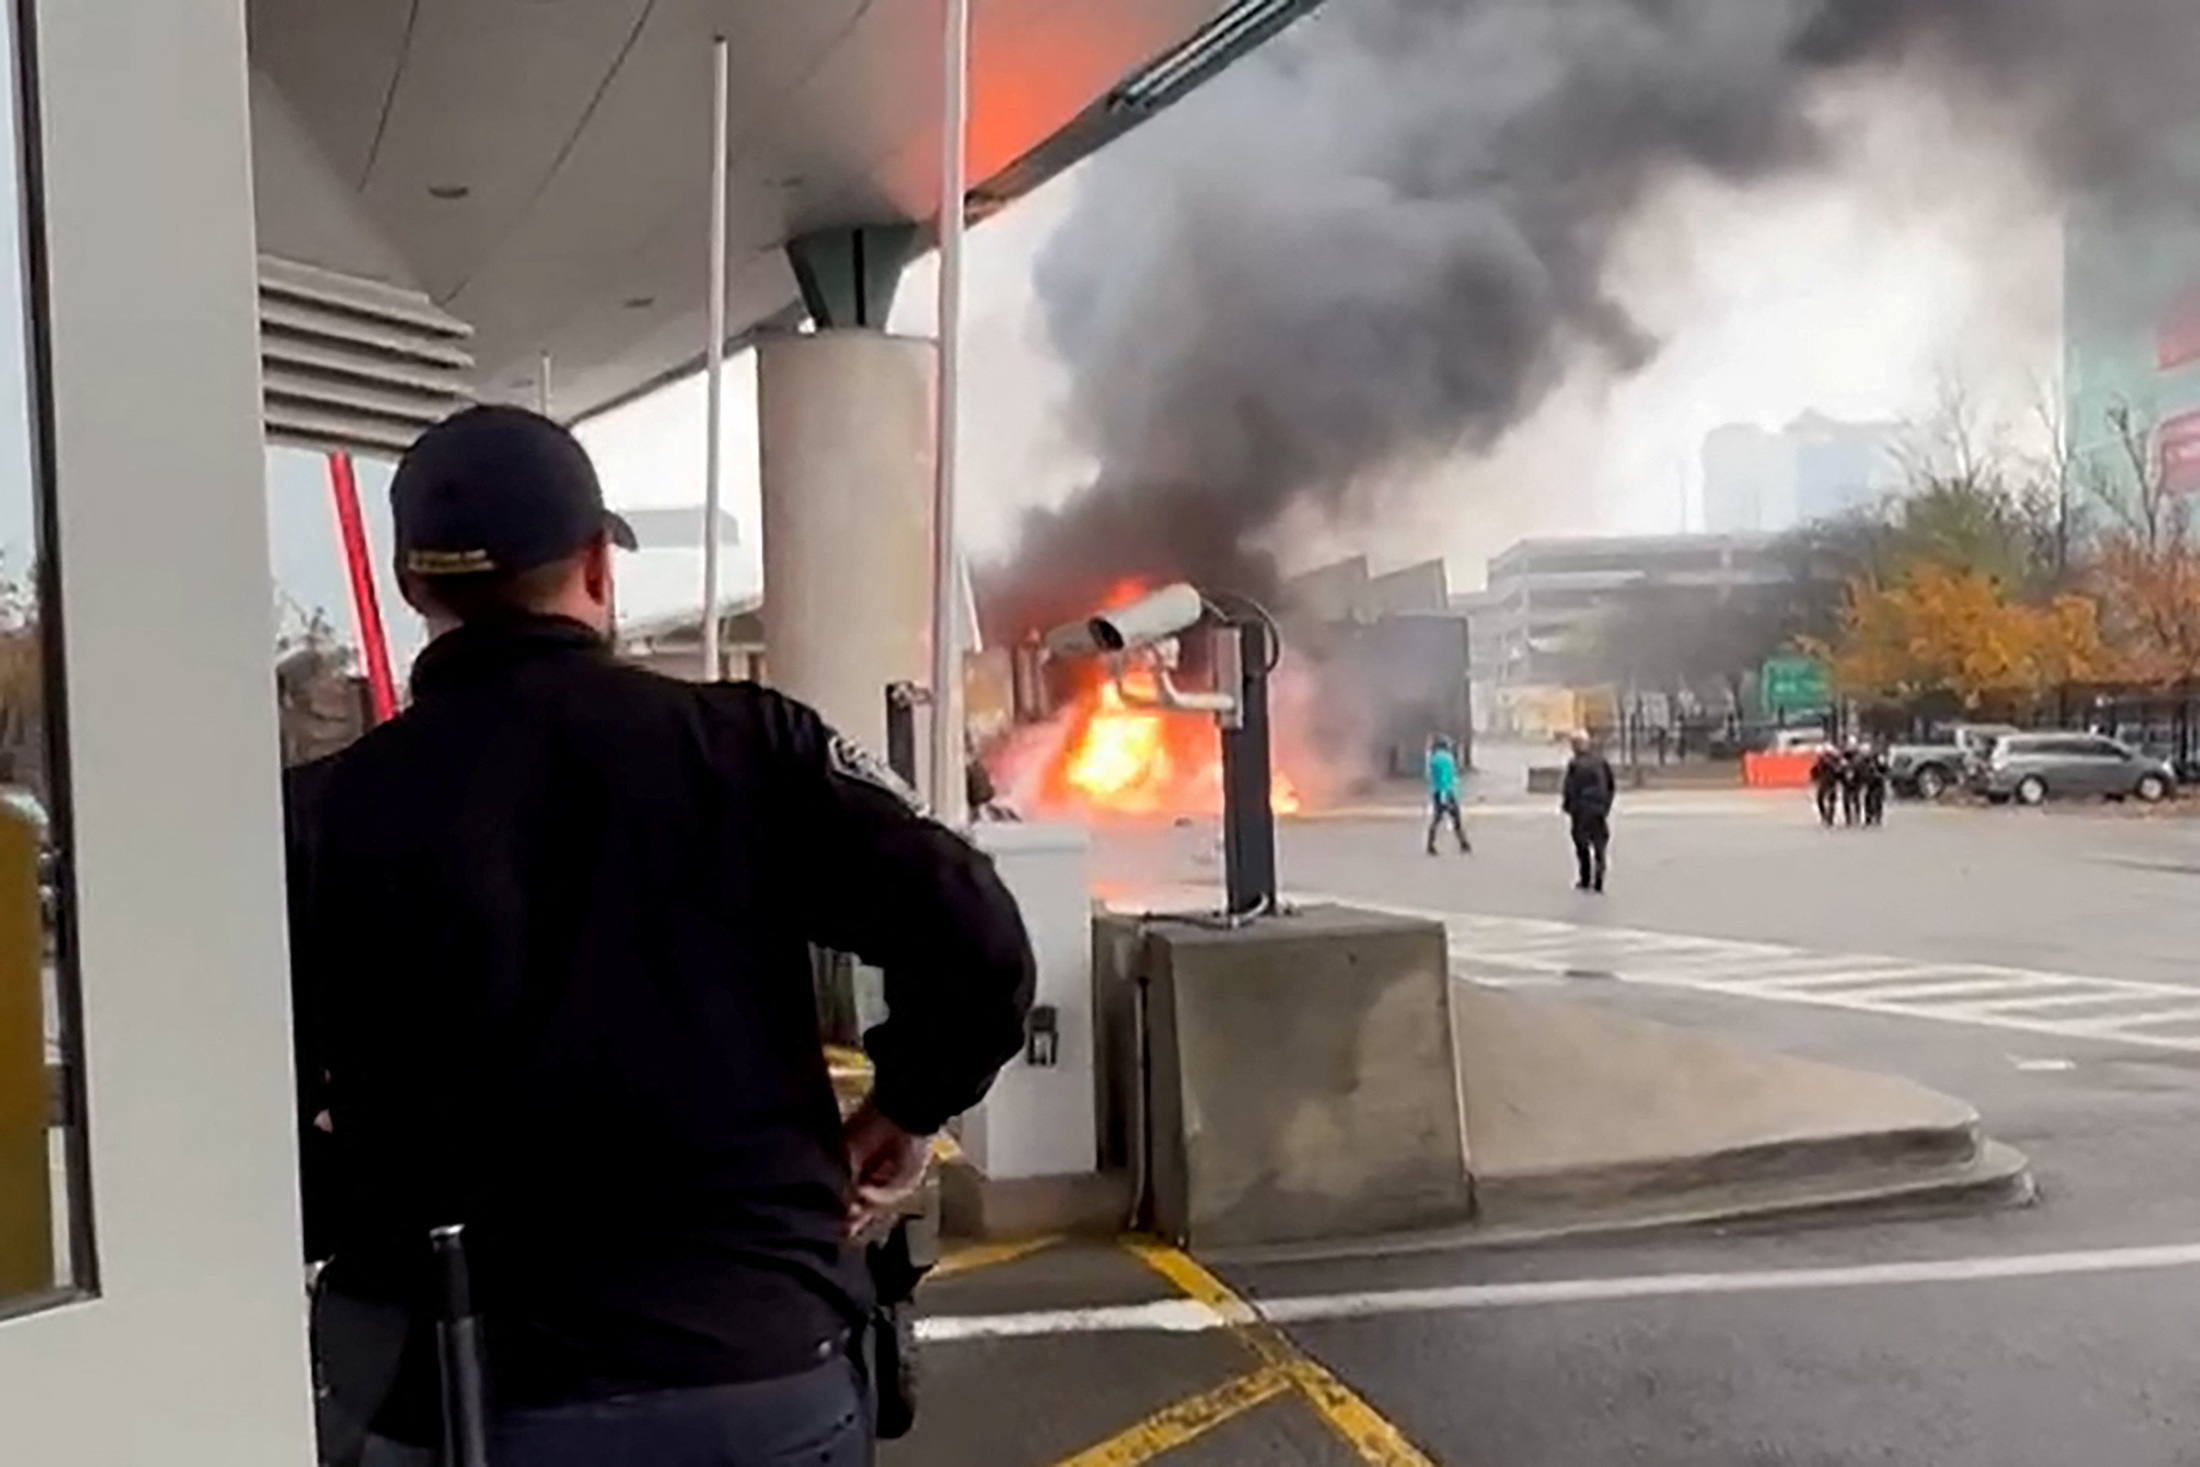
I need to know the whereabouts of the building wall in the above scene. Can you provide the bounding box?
[1478,533,1790,690]
[2064,199,2200,497]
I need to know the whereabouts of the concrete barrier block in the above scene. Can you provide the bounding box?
[1100,905,1473,1249]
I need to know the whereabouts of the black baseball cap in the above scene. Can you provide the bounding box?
[391,405,637,577]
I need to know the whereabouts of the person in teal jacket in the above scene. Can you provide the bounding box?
[1425,735,1470,855]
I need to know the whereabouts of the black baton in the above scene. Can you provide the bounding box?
[430,1224,492,1467]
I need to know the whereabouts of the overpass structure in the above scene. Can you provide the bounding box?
[0,2,1319,1461]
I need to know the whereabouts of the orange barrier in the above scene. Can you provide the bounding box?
[1742,751,1818,789]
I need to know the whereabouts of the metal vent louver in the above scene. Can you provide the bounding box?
[258,255,475,456]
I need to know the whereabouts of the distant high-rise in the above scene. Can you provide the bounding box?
[1702,425,1795,534]
[2063,199,2200,497]
[1702,415,1908,534]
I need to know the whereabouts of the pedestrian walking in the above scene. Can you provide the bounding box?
[1560,731,1617,892]
[1839,739,1867,827]
[1425,734,1470,854]
[1809,745,1843,828]
[1862,741,1890,827]
[286,406,1036,1467]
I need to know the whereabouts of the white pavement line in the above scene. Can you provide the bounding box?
[1317,891,2200,1051]
[2065,1004,2200,1035]
[1644,957,1911,987]
[917,1243,2200,1343]
[1749,964,1974,993]
[916,1298,1229,1343]
[1255,1243,2200,1323]
[1797,975,2087,1007]
[1725,958,1934,988]
[1964,986,2193,1013]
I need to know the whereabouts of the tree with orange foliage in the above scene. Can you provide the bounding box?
[2082,405,2200,695]
[1823,563,2105,710]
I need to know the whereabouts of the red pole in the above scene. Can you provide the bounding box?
[326,451,399,724]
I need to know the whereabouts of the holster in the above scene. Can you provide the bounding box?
[861,1218,933,1440]
[309,1271,413,1467]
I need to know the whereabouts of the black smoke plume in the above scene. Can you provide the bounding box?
[982,0,2200,638]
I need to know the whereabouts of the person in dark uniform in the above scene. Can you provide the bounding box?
[1839,738,1867,827]
[1809,744,1843,828]
[286,406,1035,1467]
[1861,740,1891,827]
[1560,731,1617,892]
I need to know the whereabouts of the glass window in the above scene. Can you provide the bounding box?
[265,446,421,767]
[0,0,89,1318]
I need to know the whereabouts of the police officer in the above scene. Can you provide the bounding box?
[1809,743,1843,828]
[1861,740,1891,827]
[286,406,1036,1466]
[1560,731,1617,892]
[1839,738,1868,827]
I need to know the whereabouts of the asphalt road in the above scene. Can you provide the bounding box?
[1033,793,2200,1465]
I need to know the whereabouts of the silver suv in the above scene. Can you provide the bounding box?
[1979,733,2176,806]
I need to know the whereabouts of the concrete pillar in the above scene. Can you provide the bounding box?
[757,329,937,757]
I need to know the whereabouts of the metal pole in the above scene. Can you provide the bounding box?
[537,349,553,418]
[1219,615,1279,919]
[326,452,398,725]
[926,0,971,822]
[701,36,731,684]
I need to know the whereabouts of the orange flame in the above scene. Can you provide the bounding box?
[1054,679,1300,818]
[1007,577,1302,820]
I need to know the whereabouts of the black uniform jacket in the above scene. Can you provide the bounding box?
[284,613,1034,1415]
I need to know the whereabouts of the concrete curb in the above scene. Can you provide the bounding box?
[1469,1117,1985,1230]
[1199,1140,2035,1268]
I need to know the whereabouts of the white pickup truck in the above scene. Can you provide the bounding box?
[1885,724,2017,800]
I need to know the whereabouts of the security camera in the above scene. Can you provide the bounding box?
[1043,582,1207,659]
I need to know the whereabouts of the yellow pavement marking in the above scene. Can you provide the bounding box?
[1285,1361,1440,1467]
[931,1234,1063,1280]
[1051,1367,1294,1467]
[1124,1240,1437,1467]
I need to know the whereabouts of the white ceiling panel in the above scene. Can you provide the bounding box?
[359,0,659,298]
[248,0,1308,420]
[245,0,415,184]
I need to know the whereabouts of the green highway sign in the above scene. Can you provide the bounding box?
[1760,656,1831,715]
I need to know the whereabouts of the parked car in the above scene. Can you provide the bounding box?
[1887,723,2018,800]
[1975,733,2176,806]
[1766,727,1832,754]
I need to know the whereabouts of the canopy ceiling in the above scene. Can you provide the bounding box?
[246,0,1314,424]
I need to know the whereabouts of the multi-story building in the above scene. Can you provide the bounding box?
[1702,415,1909,534]
[1467,532,1792,696]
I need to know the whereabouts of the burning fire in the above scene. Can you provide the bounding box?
[989,577,1306,821]
[1053,677,1301,818]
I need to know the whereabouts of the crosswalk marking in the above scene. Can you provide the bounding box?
[1298,893,2200,1053]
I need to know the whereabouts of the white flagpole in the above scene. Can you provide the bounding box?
[701,35,731,683]
[927,0,971,820]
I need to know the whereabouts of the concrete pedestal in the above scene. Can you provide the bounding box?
[963,822,1095,1180]
[1098,905,1473,1249]
[756,329,935,757]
